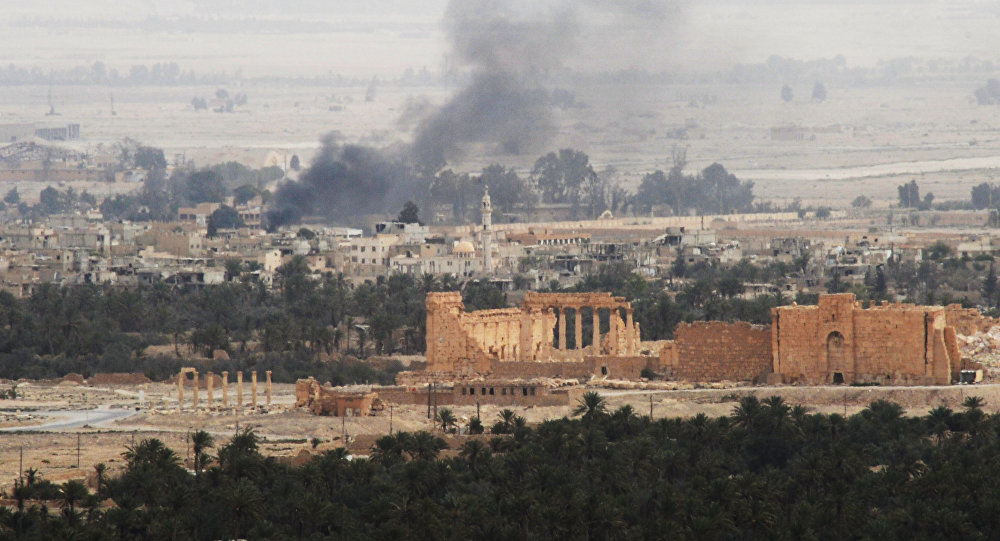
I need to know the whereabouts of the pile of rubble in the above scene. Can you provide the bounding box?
[957,326,1000,367]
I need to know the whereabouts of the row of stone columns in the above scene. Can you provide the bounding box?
[177,370,273,410]
[552,305,639,358]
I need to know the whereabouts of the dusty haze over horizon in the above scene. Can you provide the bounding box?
[4,1,1000,78]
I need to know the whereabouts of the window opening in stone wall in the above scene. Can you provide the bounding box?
[502,388,507,395]
[522,387,528,396]
[832,372,844,384]
[530,387,536,395]
[601,366,608,375]
[462,387,467,395]
[489,387,495,395]
[481,388,487,395]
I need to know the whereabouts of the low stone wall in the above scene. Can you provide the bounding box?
[489,359,593,379]
[88,373,152,385]
[377,386,456,406]
[452,383,570,407]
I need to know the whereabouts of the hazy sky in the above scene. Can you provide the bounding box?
[2,0,999,78]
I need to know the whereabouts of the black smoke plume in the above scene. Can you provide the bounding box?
[268,134,419,227]
[268,0,682,227]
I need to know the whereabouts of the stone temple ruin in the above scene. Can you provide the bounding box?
[405,291,986,392]
[425,291,642,374]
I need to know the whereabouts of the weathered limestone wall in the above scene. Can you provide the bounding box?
[453,383,570,406]
[88,372,151,385]
[489,359,593,379]
[773,295,955,385]
[944,304,999,335]
[585,356,655,380]
[377,386,456,406]
[671,322,772,382]
[294,378,379,416]
[425,291,643,376]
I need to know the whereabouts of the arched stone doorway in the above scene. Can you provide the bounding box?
[827,331,847,384]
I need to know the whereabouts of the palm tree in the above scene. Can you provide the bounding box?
[492,408,518,434]
[222,478,264,539]
[467,416,485,435]
[927,405,953,445]
[732,395,763,433]
[93,463,107,496]
[460,440,490,474]
[573,391,608,420]
[123,438,180,471]
[962,396,986,435]
[963,396,985,411]
[436,408,458,433]
[191,429,215,476]
[59,480,88,513]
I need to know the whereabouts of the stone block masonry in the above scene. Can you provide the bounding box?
[669,322,772,382]
[772,294,959,385]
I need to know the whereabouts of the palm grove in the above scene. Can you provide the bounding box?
[7,393,1000,539]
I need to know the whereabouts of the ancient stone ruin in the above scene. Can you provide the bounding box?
[425,291,641,375]
[295,378,381,416]
[417,291,982,388]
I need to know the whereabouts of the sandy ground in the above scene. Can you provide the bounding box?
[2,380,999,491]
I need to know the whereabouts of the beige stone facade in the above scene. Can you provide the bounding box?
[425,291,642,376]
[772,294,960,385]
[419,291,971,387]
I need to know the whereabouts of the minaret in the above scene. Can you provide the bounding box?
[481,185,493,275]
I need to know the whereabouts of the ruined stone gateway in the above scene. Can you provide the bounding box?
[772,294,963,385]
[423,291,976,386]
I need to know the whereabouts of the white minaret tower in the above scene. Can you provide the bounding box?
[481,185,493,274]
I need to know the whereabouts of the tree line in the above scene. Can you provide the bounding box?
[6,394,1000,539]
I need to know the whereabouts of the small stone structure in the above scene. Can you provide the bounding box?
[295,378,379,416]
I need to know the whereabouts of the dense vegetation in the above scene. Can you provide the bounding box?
[2,241,995,382]
[6,395,1000,539]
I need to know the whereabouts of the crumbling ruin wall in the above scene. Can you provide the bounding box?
[488,359,593,379]
[585,356,655,380]
[425,292,525,374]
[852,307,945,384]
[294,378,379,416]
[945,304,999,336]
[88,373,152,385]
[453,382,570,406]
[671,322,772,382]
[773,295,955,385]
[377,386,456,406]
[425,291,644,377]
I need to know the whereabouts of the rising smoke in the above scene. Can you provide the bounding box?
[268,134,418,227]
[268,0,682,227]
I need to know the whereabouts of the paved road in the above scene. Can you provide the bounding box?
[0,408,138,432]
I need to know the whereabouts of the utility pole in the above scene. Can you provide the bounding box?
[19,446,23,485]
[432,381,438,423]
[389,405,393,435]
[76,433,81,469]
[427,383,431,419]
[649,394,654,419]
[476,400,481,421]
